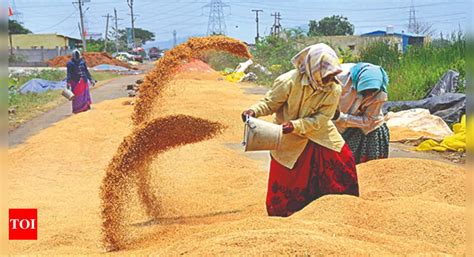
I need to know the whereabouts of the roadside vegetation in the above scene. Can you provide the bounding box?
[207,30,465,102]
[8,69,121,130]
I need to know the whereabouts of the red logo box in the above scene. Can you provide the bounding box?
[9,209,37,240]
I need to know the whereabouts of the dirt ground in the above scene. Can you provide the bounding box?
[7,74,465,255]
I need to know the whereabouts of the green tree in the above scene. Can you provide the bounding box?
[9,19,31,34]
[119,28,155,46]
[308,15,354,36]
[87,39,105,52]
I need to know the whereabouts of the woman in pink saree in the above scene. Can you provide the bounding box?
[66,49,95,113]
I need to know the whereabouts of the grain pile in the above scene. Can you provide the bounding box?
[150,158,465,256]
[100,115,223,250]
[7,74,466,255]
[132,36,252,125]
[176,59,221,81]
[47,52,131,69]
[389,126,445,142]
[179,59,216,73]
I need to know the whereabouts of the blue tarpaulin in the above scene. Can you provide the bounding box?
[19,79,67,94]
[92,64,129,71]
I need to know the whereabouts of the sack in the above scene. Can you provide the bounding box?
[242,117,282,151]
[416,115,466,152]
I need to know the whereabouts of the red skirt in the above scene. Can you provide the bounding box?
[266,142,359,217]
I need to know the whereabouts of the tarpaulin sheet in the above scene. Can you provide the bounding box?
[19,79,66,94]
[383,70,465,124]
[92,64,129,71]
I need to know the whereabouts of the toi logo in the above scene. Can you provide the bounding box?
[9,209,37,240]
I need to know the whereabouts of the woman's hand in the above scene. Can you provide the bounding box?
[282,122,294,134]
[241,109,255,122]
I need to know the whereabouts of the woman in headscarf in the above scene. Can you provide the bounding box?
[66,49,95,113]
[332,62,390,164]
[241,44,359,217]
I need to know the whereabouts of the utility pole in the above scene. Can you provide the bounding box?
[271,12,277,36]
[73,0,88,51]
[127,0,136,48]
[251,9,263,44]
[102,13,111,52]
[9,29,14,55]
[173,30,177,47]
[271,12,282,36]
[112,8,123,52]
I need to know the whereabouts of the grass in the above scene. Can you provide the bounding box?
[91,71,121,82]
[8,90,65,130]
[8,70,122,130]
[357,35,465,101]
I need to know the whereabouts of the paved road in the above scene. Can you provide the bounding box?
[8,74,143,147]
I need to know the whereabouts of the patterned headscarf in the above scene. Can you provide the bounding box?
[291,43,342,91]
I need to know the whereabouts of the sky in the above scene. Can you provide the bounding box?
[9,0,472,46]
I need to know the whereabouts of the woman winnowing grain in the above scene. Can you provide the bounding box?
[241,43,359,217]
[332,63,390,164]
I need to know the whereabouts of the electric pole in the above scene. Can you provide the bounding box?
[271,12,282,36]
[73,0,88,51]
[127,0,136,48]
[103,13,111,52]
[173,30,177,47]
[271,12,276,35]
[251,9,263,44]
[112,8,123,52]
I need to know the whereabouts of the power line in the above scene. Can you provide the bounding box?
[278,12,467,24]
[34,11,77,32]
[231,1,467,13]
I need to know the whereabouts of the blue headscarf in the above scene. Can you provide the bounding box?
[350,62,389,93]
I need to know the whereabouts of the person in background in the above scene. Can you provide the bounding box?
[241,43,359,218]
[66,49,95,114]
[332,62,390,164]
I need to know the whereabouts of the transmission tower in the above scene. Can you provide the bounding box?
[408,0,417,33]
[204,0,230,35]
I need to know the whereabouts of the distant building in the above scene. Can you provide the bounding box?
[361,29,426,53]
[10,33,82,50]
[303,35,402,55]
[302,28,427,56]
